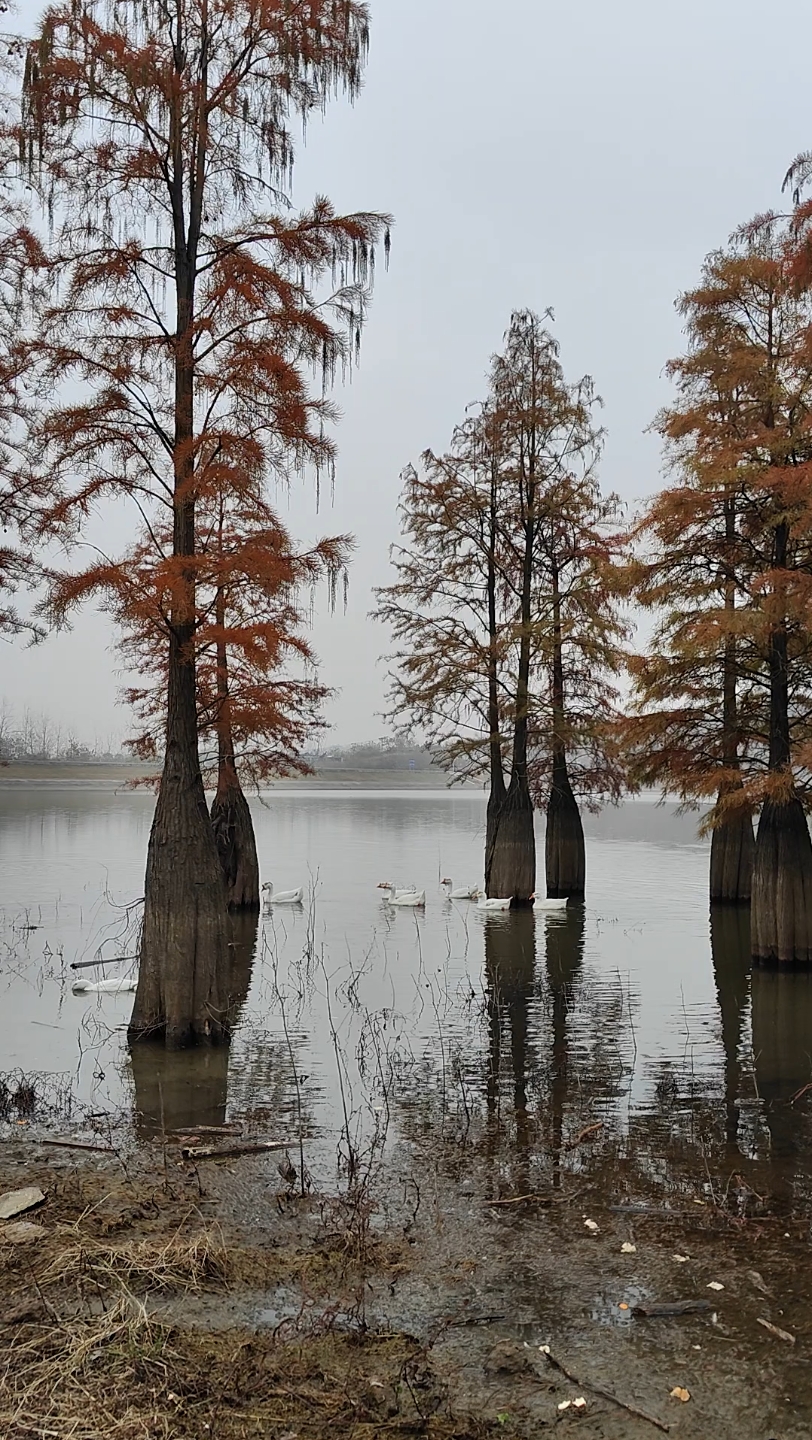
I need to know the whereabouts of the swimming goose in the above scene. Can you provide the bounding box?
[441,878,482,901]
[262,883,304,907]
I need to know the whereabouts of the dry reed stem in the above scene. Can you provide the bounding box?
[40,1227,229,1295]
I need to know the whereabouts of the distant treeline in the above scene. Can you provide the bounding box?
[0,704,124,763]
[304,740,439,772]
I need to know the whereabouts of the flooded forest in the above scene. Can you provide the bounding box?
[3,0,812,1437]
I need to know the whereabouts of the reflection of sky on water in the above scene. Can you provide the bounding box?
[2,788,812,1202]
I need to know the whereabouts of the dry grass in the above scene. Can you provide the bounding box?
[0,1304,498,1439]
[40,1226,229,1296]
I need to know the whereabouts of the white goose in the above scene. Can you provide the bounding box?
[441,878,482,901]
[262,882,304,909]
[535,896,569,911]
[377,882,426,908]
[72,975,137,995]
[476,896,512,911]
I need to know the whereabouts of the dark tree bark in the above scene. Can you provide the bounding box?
[710,798,755,904]
[131,910,257,1134]
[489,432,536,905]
[710,496,754,904]
[752,519,812,966]
[210,580,260,911]
[752,965,812,1164]
[544,557,585,900]
[484,450,508,892]
[132,157,232,1045]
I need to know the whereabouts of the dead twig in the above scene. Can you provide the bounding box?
[757,1317,796,1345]
[540,1347,670,1433]
[180,1139,290,1161]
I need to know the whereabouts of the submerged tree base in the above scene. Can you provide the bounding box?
[545,782,585,900]
[130,759,232,1049]
[710,811,755,905]
[752,797,812,968]
[488,780,536,903]
[211,779,260,911]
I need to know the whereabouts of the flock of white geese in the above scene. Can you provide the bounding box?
[71,878,567,994]
[262,878,568,913]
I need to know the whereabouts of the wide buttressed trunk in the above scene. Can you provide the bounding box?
[485,772,507,895]
[752,797,812,967]
[545,764,585,901]
[709,805,755,905]
[211,769,260,911]
[488,775,536,905]
[130,642,232,1048]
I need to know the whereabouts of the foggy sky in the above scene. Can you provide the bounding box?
[8,0,812,747]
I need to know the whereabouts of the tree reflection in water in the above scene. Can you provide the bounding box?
[710,904,752,1153]
[129,910,258,1137]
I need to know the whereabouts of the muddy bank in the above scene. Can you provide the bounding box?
[0,1130,809,1440]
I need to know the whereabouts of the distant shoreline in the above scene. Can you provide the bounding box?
[0,761,474,792]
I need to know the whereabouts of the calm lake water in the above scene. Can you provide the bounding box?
[1,785,811,1207]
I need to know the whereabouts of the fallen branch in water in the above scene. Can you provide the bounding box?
[40,1139,116,1154]
[564,1122,604,1151]
[180,1139,291,1161]
[70,956,137,971]
[540,1347,669,1433]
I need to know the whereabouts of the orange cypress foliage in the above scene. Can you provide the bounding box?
[629,220,812,947]
[114,501,351,788]
[24,0,390,1045]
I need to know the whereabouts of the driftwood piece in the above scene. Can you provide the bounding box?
[541,1347,669,1433]
[180,1138,290,1161]
[70,956,136,971]
[168,1123,244,1138]
[40,1139,116,1154]
[633,1299,712,1318]
[757,1317,796,1345]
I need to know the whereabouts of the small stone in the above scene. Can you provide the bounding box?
[485,1340,534,1376]
[673,1254,689,1263]
[670,1387,691,1403]
[621,1241,637,1254]
[0,1188,46,1221]
[707,1281,724,1292]
[584,1218,599,1233]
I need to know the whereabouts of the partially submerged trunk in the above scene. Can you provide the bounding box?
[544,558,585,900]
[545,761,585,900]
[752,797,812,965]
[131,624,231,1046]
[131,910,257,1135]
[710,797,755,904]
[751,519,812,966]
[489,778,536,904]
[210,589,260,911]
[711,509,753,904]
[752,964,812,1158]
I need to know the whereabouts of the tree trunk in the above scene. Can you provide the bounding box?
[752,797,812,965]
[131,628,232,1046]
[131,910,257,1135]
[488,432,536,904]
[751,519,812,966]
[544,558,585,900]
[710,498,753,904]
[210,582,260,910]
[484,446,507,893]
[545,762,585,900]
[709,796,754,904]
[131,139,231,1045]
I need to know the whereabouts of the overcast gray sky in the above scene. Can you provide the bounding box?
[7,0,812,747]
